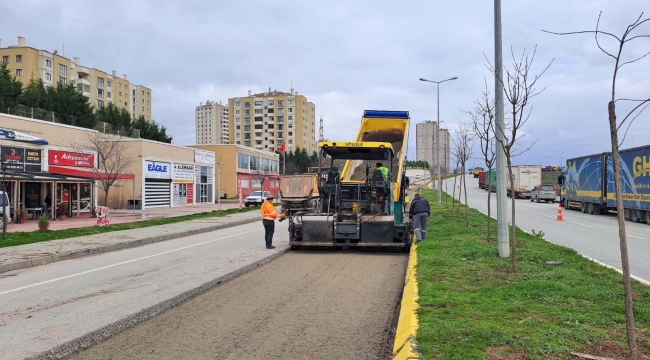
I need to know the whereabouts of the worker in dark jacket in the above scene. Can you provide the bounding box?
[409,193,430,242]
[405,176,410,189]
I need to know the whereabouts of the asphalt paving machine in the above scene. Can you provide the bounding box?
[287,110,412,249]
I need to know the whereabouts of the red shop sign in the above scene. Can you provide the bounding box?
[187,184,194,204]
[49,150,95,168]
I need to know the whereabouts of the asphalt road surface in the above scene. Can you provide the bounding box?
[0,221,289,360]
[445,177,650,283]
[66,251,407,360]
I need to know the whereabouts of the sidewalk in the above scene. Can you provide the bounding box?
[4,202,260,232]
[0,207,271,274]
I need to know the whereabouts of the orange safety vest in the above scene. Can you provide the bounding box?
[261,201,280,220]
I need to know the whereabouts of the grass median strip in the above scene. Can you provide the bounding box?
[417,189,650,359]
[1,207,259,249]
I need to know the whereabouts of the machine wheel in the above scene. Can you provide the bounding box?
[632,210,642,223]
[587,203,595,215]
[580,202,587,213]
[536,197,541,203]
[645,211,650,225]
[530,197,534,202]
[551,200,555,204]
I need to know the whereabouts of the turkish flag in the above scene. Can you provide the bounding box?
[278,142,286,153]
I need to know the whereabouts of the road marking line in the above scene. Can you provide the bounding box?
[627,235,644,240]
[537,213,553,218]
[0,228,261,296]
[569,221,593,228]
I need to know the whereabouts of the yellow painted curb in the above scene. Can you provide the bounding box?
[392,241,420,359]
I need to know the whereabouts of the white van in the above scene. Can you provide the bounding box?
[0,191,11,223]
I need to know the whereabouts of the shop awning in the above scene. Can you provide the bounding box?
[0,171,92,182]
[49,166,135,180]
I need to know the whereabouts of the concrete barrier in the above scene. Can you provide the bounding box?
[392,241,420,359]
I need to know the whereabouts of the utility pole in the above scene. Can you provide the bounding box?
[217,154,223,210]
[494,0,510,258]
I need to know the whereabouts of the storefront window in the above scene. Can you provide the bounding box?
[237,153,249,170]
[249,156,260,171]
[271,160,278,173]
[261,158,269,172]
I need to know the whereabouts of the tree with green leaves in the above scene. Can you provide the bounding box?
[0,62,23,112]
[47,82,96,128]
[20,77,49,109]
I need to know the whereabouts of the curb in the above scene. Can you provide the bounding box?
[0,215,261,275]
[25,247,291,360]
[392,241,421,359]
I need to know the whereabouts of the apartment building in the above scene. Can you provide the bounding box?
[415,120,451,174]
[228,88,317,153]
[0,37,152,120]
[195,100,229,144]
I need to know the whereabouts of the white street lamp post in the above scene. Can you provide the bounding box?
[419,76,458,203]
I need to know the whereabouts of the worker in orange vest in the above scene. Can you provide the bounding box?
[261,195,285,249]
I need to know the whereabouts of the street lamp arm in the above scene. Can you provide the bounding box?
[419,77,459,84]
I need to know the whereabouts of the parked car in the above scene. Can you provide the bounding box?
[0,191,11,224]
[530,184,557,203]
[415,175,421,180]
[245,190,271,207]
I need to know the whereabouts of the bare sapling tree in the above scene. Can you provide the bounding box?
[451,156,460,211]
[452,124,474,226]
[487,46,552,272]
[0,159,19,239]
[72,132,136,207]
[251,166,271,198]
[468,81,497,241]
[543,13,650,359]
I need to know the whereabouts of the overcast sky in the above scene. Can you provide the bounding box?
[2,0,649,168]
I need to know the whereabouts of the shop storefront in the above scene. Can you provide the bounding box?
[194,150,215,204]
[143,160,172,208]
[1,146,97,219]
[172,164,194,206]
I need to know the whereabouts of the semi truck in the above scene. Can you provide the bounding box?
[478,170,496,191]
[506,165,542,198]
[286,110,412,249]
[560,145,650,223]
[473,167,484,178]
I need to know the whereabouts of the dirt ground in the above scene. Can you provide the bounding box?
[67,251,407,360]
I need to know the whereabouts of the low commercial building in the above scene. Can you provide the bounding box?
[0,113,216,219]
[191,144,279,199]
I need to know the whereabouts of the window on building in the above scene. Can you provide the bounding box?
[142,99,144,103]
[244,102,250,108]
[237,153,249,169]
[142,106,144,111]
[244,109,251,116]
[244,117,251,124]
[268,100,274,106]
[277,100,283,107]
[98,89,104,99]
[107,80,112,88]
[2,56,8,63]
[244,125,251,131]
[267,108,274,113]
[278,124,284,130]
[58,64,67,75]
[45,72,52,81]
[235,117,240,122]
[288,140,293,144]
[288,116,293,120]
[288,123,293,129]
[147,92,150,97]
[235,101,240,107]
[255,124,263,129]
[125,102,128,107]
[244,141,251,146]
[98,100,104,108]
[15,69,22,76]
[236,125,241,130]
[288,107,293,113]
[119,100,122,105]
[97,77,105,88]
[142,90,144,96]
[236,109,240,115]
[15,55,22,63]
[255,109,262,114]
[254,101,263,106]
[288,99,293,105]
[236,133,240,138]
[107,91,112,99]
[119,83,122,88]
[288,132,293,136]
[268,123,274,129]
[45,59,52,67]
[255,116,263,122]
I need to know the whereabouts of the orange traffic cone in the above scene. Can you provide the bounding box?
[556,202,564,221]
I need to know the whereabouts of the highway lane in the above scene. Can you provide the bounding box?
[0,221,288,360]
[443,177,650,283]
